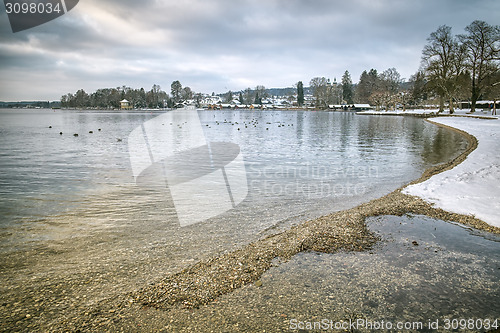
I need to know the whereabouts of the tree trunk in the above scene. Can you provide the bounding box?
[439,95,444,113]
[449,97,454,114]
[470,81,478,113]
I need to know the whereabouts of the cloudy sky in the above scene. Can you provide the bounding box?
[0,0,498,101]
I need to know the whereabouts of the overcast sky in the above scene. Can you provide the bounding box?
[0,0,498,101]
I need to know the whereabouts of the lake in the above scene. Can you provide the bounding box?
[0,108,468,252]
[0,108,466,242]
[0,108,470,328]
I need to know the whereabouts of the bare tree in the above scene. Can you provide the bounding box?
[255,85,268,101]
[369,91,390,111]
[421,25,468,113]
[150,84,162,108]
[243,87,254,105]
[181,86,193,101]
[380,68,403,110]
[484,72,500,115]
[309,77,329,109]
[458,20,500,112]
[194,93,203,108]
[223,91,233,103]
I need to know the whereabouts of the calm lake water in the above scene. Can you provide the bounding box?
[0,108,474,330]
[0,108,466,250]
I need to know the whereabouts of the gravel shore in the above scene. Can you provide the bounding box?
[2,119,499,332]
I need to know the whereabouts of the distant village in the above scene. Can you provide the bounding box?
[3,78,374,111]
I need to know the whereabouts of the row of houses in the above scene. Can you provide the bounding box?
[204,103,293,110]
[459,100,499,109]
[198,95,309,109]
[198,103,374,111]
[120,96,376,111]
[329,104,372,111]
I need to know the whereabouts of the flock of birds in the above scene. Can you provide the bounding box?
[171,117,295,131]
[47,126,121,140]
[48,114,298,142]
[211,118,294,131]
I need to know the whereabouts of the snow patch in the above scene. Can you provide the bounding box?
[403,117,500,228]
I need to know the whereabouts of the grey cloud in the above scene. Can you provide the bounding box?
[1,0,499,100]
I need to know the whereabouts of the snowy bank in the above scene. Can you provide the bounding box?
[357,109,438,116]
[357,108,499,118]
[403,117,500,228]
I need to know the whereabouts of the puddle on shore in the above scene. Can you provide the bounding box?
[151,214,500,332]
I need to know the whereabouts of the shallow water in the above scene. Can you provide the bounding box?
[154,215,499,332]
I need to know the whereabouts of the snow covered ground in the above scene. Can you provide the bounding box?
[403,116,500,228]
[357,108,499,118]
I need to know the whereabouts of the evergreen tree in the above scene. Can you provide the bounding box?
[61,86,170,109]
[194,93,203,108]
[355,69,380,103]
[138,88,146,108]
[297,81,304,106]
[170,80,182,103]
[254,92,261,104]
[408,70,427,105]
[74,89,89,108]
[341,71,353,104]
[355,71,370,103]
